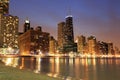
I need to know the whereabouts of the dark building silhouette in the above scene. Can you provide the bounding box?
[108,42,114,55]
[35,26,42,32]
[64,15,74,44]
[24,19,30,32]
[57,15,77,53]
[97,41,114,55]
[97,41,108,55]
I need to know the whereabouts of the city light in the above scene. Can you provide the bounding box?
[0,0,120,80]
[2,58,18,67]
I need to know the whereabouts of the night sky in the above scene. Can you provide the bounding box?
[10,0,120,49]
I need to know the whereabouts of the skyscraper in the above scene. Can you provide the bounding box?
[87,36,97,55]
[57,15,77,53]
[64,15,74,44]
[77,35,86,53]
[0,14,19,48]
[0,0,9,14]
[24,18,30,33]
[108,43,114,55]
[97,41,108,55]
[49,36,57,54]
[58,22,65,48]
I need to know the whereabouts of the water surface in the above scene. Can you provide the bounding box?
[2,57,120,80]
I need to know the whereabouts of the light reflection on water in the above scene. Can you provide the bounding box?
[1,57,120,80]
[2,57,19,67]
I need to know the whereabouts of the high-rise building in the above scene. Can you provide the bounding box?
[58,22,65,48]
[108,43,114,55]
[24,19,30,33]
[57,15,77,53]
[0,14,19,48]
[64,15,74,44]
[97,41,108,55]
[77,35,86,53]
[49,36,57,54]
[114,47,120,55]
[87,36,97,55]
[0,0,9,15]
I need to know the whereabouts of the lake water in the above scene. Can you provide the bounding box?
[1,57,120,80]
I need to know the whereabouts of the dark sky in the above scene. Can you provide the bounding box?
[10,0,120,49]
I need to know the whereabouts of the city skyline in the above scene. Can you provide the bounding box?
[9,0,120,49]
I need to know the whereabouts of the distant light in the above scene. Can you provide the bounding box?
[5,58,12,66]
[25,20,30,23]
[75,39,78,43]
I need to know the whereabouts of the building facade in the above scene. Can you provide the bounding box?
[97,41,108,55]
[0,14,19,48]
[114,47,120,55]
[49,36,57,54]
[77,35,86,54]
[108,43,114,55]
[57,22,65,48]
[0,0,9,15]
[18,27,50,55]
[87,36,97,55]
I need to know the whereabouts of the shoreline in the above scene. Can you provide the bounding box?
[0,62,61,80]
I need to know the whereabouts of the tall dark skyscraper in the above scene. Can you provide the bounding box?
[57,15,77,53]
[64,15,74,44]
[0,0,9,15]
[24,19,30,32]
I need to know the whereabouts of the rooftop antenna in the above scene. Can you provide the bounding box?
[66,0,72,18]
